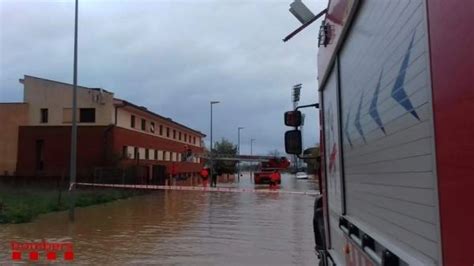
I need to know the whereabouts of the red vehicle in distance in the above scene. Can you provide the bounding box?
[253,157,290,185]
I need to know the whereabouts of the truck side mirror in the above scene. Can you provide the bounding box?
[285,130,302,155]
[284,111,302,127]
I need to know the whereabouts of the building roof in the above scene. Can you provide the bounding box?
[114,98,206,137]
[20,75,113,94]
[20,75,206,137]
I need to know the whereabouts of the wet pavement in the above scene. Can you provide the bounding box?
[0,173,319,265]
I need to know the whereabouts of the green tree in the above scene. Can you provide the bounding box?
[212,138,237,174]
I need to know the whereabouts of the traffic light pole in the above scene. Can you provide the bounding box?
[292,84,302,173]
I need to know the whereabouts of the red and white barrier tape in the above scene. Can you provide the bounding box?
[75,183,319,196]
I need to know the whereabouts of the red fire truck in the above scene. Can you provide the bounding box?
[284,0,473,265]
[254,157,290,185]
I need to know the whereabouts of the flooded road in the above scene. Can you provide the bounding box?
[0,173,318,265]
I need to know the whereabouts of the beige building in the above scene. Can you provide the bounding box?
[1,75,204,179]
[21,75,115,126]
[20,75,202,149]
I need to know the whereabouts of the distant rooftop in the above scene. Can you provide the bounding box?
[114,98,205,136]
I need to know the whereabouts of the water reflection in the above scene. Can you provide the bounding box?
[0,173,318,265]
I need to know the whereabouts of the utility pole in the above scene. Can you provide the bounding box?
[237,127,244,182]
[69,0,79,222]
[250,138,255,155]
[210,101,219,187]
[249,138,256,182]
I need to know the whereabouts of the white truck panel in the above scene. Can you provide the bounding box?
[332,0,440,264]
[323,67,345,215]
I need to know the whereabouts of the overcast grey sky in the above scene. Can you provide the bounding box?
[0,0,326,155]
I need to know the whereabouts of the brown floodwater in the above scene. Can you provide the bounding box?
[0,173,318,265]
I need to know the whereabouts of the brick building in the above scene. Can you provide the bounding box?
[0,103,28,175]
[0,75,206,184]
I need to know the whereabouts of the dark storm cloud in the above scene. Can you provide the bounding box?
[0,0,326,155]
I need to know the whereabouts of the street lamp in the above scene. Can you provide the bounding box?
[210,101,220,187]
[250,138,256,182]
[237,127,244,182]
[69,0,79,222]
[250,138,256,155]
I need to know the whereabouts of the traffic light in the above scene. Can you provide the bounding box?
[285,130,302,155]
[284,110,302,127]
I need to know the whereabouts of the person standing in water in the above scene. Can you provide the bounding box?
[200,167,209,187]
[270,170,280,189]
[211,168,219,187]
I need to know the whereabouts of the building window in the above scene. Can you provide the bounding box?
[155,150,158,160]
[131,115,136,128]
[159,125,163,135]
[179,132,182,140]
[193,137,196,144]
[134,147,138,159]
[184,134,187,142]
[122,146,128,159]
[141,119,146,130]
[173,130,176,139]
[40,108,48,123]
[150,122,155,133]
[79,108,95,123]
[166,127,170,137]
[145,149,149,160]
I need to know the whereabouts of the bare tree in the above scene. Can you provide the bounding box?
[267,149,281,157]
